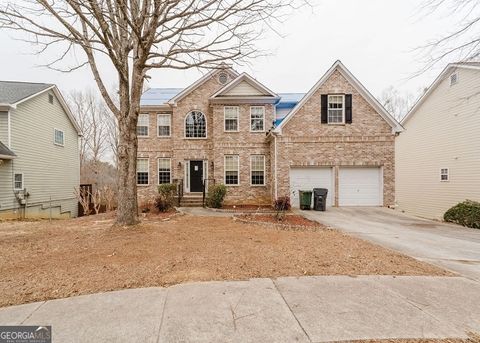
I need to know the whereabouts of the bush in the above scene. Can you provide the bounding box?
[444,200,480,229]
[274,196,291,221]
[155,183,177,212]
[206,184,227,208]
[274,196,291,211]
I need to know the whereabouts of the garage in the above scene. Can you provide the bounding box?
[289,167,334,208]
[339,167,383,206]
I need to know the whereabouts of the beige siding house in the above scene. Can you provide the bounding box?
[396,62,480,219]
[0,81,81,219]
[138,61,402,207]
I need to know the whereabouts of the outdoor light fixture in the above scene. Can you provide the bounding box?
[178,161,182,168]
[211,161,214,169]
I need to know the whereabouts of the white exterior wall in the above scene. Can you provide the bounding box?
[0,90,80,218]
[396,67,480,220]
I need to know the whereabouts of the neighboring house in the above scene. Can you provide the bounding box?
[0,81,81,219]
[138,61,402,207]
[396,62,480,220]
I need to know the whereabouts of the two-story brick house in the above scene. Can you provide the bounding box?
[137,61,403,207]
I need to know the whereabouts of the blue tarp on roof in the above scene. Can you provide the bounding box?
[274,93,305,126]
[140,88,183,106]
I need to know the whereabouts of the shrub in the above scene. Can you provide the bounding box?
[274,196,291,221]
[155,183,177,212]
[274,196,291,211]
[206,184,227,208]
[444,200,480,229]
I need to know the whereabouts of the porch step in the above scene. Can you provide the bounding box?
[179,195,204,207]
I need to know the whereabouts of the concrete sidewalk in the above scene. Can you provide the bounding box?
[1,276,479,342]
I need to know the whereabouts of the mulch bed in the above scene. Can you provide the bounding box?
[0,212,452,308]
[211,205,276,213]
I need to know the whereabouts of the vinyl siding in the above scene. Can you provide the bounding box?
[396,67,480,220]
[224,81,265,96]
[0,90,80,217]
[0,111,8,144]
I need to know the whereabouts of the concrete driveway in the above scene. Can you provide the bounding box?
[300,207,480,282]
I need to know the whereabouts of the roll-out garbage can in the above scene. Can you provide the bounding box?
[299,190,313,210]
[313,188,328,211]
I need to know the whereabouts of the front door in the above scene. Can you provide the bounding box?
[189,160,204,192]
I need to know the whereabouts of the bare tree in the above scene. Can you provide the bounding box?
[379,86,420,122]
[74,186,91,216]
[69,90,110,165]
[418,0,480,72]
[0,0,303,226]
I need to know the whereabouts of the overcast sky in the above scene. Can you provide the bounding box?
[0,0,462,98]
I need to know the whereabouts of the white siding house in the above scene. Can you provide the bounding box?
[396,62,480,220]
[0,81,81,219]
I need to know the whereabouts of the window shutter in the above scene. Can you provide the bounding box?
[345,94,352,124]
[321,95,328,123]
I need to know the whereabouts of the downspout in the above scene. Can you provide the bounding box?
[274,134,278,200]
[7,109,11,148]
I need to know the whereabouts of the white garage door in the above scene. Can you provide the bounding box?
[339,167,382,206]
[289,167,334,208]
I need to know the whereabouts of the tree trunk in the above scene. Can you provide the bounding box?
[114,79,140,226]
[114,67,144,226]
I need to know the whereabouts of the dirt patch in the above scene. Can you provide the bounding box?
[237,214,324,228]
[0,213,451,307]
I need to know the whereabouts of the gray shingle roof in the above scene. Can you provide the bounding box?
[0,140,15,158]
[0,81,53,105]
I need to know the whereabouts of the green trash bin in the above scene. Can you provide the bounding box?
[299,190,313,210]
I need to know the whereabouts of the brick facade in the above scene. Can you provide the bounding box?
[137,66,397,207]
[274,69,395,206]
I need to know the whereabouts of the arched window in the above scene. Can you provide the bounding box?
[185,111,206,138]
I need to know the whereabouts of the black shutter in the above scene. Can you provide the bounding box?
[345,94,352,124]
[321,94,328,123]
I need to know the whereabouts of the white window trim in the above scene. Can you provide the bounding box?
[327,94,345,125]
[440,168,449,182]
[137,113,150,138]
[224,155,240,186]
[14,173,24,191]
[250,155,266,186]
[184,110,208,139]
[157,113,171,138]
[157,158,172,185]
[53,128,65,146]
[250,106,265,132]
[136,158,150,186]
[224,106,240,132]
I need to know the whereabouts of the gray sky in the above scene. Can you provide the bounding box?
[0,0,460,98]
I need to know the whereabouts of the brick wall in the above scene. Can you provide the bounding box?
[275,69,395,206]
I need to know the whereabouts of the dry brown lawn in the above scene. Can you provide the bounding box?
[0,212,451,307]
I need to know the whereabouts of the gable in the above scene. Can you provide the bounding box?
[279,69,393,136]
[223,80,268,96]
[274,61,402,134]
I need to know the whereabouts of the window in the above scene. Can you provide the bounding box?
[224,106,239,132]
[225,155,239,185]
[137,113,149,137]
[137,158,149,185]
[48,94,54,104]
[327,95,345,124]
[251,155,265,186]
[219,72,228,85]
[250,106,265,132]
[158,158,171,184]
[440,168,449,181]
[14,173,23,190]
[185,111,206,138]
[450,73,458,86]
[54,129,64,146]
[157,114,171,137]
